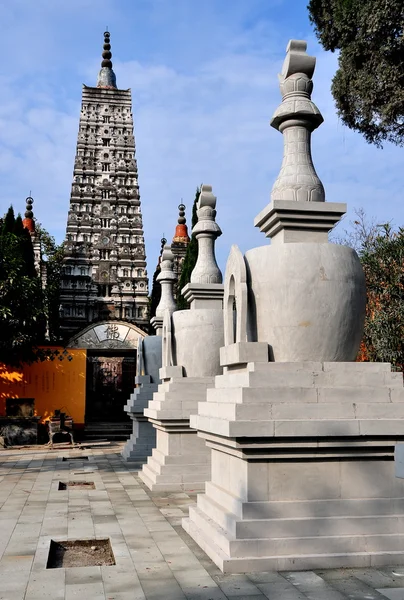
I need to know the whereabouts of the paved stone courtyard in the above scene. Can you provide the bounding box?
[1,444,404,600]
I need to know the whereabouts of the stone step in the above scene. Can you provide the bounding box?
[242,497,404,519]
[139,465,206,492]
[200,399,404,420]
[213,367,402,391]
[85,422,131,429]
[195,413,404,438]
[188,505,404,558]
[248,361,392,374]
[182,515,230,572]
[196,493,404,538]
[85,433,130,441]
[235,515,404,539]
[183,514,404,573]
[206,386,402,406]
[84,421,132,441]
[150,448,211,467]
[145,456,210,482]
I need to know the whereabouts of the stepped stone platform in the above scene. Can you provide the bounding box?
[139,370,214,492]
[184,360,404,572]
[122,375,157,463]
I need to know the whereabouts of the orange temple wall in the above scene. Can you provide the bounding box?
[0,348,87,426]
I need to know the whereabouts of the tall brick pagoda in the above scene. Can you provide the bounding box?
[60,32,148,340]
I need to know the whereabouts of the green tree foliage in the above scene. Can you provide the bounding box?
[0,205,66,364]
[176,188,200,310]
[0,207,44,365]
[2,206,15,235]
[334,210,404,370]
[360,224,404,370]
[308,0,404,146]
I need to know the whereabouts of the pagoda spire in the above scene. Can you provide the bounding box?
[22,196,35,234]
[97,31,117,89]
[172,203,190,244]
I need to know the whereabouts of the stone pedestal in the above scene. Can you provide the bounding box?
[184,358,404,572]
[122,375,157,462]
[139,368,214,491]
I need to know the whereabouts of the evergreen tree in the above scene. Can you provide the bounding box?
[0,206,44,365]
[2,206,15,234]
[308,0,404,147]
[176,188,200,310]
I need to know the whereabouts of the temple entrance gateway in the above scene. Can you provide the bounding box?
[67,320,147,427]
[86,351,136,422]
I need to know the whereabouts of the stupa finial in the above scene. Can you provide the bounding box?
[270,39,324,203]
[156,245,177,306]
[172,204,190,244]
[189,184,222,285]
[22,196,35,234]
[97,31,117,89]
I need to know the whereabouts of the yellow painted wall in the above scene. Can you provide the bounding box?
[0,347,87,425]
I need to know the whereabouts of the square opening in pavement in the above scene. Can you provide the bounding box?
[46,539,115,568]
[62,456,89,461]
[58,481,95,490]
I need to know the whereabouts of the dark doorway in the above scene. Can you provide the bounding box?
[85,351,136,422]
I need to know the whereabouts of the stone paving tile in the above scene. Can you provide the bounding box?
[225,597,268,600]
[139,577,187,600]
[254,574,309,600]
[65,581,106,599]
[0,580,28,600]
[24,568,65,600]
[318,569,391,599]
[283,571,350,600]
[214,575,263,597]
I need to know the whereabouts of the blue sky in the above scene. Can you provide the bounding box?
[0,0,403,275]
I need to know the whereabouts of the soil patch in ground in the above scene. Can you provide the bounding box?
[58,481,95,490]
[47,538,115,568]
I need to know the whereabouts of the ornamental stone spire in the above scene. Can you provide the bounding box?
[255,40,345,244]
[270,40,324,203]
[97,31,117,89]
[182,184,223,309]
[190,185,222,284]
[151,244,177,335]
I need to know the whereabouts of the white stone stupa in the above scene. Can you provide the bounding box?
[183,40,404,573]
[139,185,225,491]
